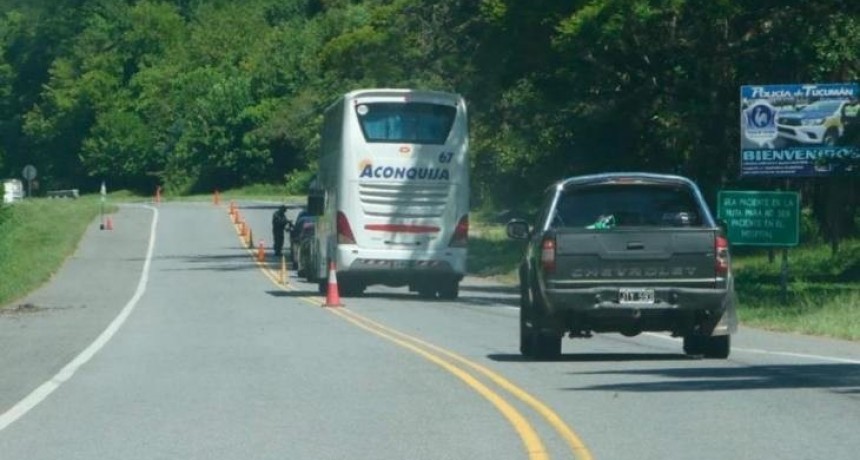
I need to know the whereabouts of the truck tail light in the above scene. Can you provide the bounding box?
[541,237,556,273]
[449,215,469,248]
[337,211,356,245]
[715,235,729,277]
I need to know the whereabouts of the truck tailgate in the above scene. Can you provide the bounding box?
[553,229,718,286]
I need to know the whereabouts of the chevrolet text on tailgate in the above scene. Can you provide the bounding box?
[507,173,737,360]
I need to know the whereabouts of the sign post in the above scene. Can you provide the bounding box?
[99,181,107,230]
[22,165,37,198]
[718,190,800,302]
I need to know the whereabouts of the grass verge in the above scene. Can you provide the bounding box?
[732,240,859,341]
[0,196,114,308]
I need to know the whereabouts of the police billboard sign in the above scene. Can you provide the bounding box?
[740,83,859,177]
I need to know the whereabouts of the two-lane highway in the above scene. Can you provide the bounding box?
[1,201,858,459]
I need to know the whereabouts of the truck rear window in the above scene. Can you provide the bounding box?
[553,184,702,228]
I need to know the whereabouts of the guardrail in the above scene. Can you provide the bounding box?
[46,189,80,199]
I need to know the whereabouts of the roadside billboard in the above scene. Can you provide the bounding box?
[740,83,859,177]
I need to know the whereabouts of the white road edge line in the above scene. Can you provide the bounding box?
[643,332,860,364]
[0,205,158,432]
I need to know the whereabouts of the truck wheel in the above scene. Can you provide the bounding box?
[339,279,364,297]
[519,278,537,356]
[438,279,459,300]
[682,335,704,356]
[703,335,730,359]
[534,333,562,360]
[519,279,562,360]
[684,335,730,359]
[520,306,536,356]
[417,286,436,299]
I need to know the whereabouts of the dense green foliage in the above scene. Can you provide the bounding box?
[1,0,858,238]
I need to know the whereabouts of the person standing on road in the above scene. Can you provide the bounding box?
[272,205,291,257]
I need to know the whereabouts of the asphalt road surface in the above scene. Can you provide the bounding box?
[1,201,858,460]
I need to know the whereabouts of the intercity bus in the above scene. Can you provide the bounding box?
[309,89,469,299]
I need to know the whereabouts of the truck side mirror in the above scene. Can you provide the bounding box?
[506,219,531,240]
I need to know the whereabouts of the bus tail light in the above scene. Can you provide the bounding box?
[337,211,356,245]
[449,215,469,247]
[715,235,729,277]
[541,237,556,273]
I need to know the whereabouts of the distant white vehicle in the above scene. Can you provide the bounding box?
[3,179,24,204]
[308,88,470,299]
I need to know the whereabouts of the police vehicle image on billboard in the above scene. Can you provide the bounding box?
[740,83,859,177]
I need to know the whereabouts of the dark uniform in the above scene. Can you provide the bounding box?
[272,205,291,257]
[841,97,860,146]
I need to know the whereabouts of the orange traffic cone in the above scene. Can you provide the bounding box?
[324,260,343,307]
[257,240,265,262]
[106,217,113,230]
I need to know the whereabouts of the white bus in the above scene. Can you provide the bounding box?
[308,88,469,299]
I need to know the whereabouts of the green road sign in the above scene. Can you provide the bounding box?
[717,191,800,246]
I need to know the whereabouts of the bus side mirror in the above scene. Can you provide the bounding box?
[308,193,324,216]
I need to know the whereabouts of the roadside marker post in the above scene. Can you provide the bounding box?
[99,181,107,230]
[257,240,265,262]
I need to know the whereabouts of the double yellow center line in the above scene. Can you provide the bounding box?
[330,307,594,460]
[233,211,593,460]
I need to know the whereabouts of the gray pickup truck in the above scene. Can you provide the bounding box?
[507,173,737,360]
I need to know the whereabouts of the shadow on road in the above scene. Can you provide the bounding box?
[459,283,518,295]
[266,289,321,299]
[488,353,695,363]
[235,203,304,211]
[289,288,520,308]
[154,253,264,272]
[564,363,860,393]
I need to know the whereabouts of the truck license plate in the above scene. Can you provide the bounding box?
[619,288,655,304]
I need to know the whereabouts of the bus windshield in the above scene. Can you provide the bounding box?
[355,102,456,145]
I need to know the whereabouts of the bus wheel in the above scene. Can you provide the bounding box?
[417,286,436,299]
[340,280,364,297]
[438,279,459,300]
